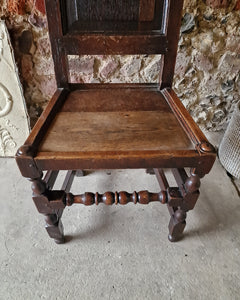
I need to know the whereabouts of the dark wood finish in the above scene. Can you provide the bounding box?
[73,0,140,22]
[16,145,42,178]
[146,168,155,174]
[154,167,201,242]
[61,170,76,193]
[31,176,65,244]
[66,190,167,206]
[154,168,169,190]
[163,89,211,148]
[35,150,212,173]
[44,213,64,244]
[39,111,192,152]
[65,0,163,32]
[43,0,183,86]
[29,86,214,174]
[171,168,188,187]
[15,0,216,244]
[66,0,78,28]
[139,0,156,21]
[61,34,167,55]
[25,88,69,150]
[44,0,69,87]
[168,209,186,242]
[168,168,201,241]
[44,170,59,190]
[61,86,170,112]
[160,0,184,89]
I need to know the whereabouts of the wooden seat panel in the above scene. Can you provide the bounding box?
[39,88,194,153]
[62,87,173,112]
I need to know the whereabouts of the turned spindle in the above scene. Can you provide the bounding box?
[66,190,167,206]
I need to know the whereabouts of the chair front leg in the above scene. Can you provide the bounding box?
[168,207,187,242]
[30,176,66,244]
[168,168,201,242]
[44,211,64,244]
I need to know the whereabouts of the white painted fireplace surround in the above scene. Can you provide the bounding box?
[0,21,29,157]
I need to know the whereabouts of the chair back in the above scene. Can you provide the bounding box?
[45,0,184,88]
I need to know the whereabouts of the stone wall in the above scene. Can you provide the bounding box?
[0,0,239,130]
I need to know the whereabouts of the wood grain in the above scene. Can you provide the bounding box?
[139,0,156,21]
[61,88,171,112]
[35,149,207,172]
[39,110,193,152]
[25,88,69,149]
[39,88,193,153]
[45,0,69,87]
[162,88,209,146]
[62,34,167,55]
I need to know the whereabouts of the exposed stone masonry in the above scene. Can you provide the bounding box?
[0,0,239,130]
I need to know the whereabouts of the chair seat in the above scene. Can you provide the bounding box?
[29,85,213,171]
[40,87,193,152]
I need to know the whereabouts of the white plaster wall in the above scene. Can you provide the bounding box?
[0,21,29,156]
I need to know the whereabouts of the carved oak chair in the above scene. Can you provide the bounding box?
[16,0,216,244]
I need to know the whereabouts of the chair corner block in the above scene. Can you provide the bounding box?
[15,144,42,179]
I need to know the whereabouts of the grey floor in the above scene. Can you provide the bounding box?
[0,152,240,299]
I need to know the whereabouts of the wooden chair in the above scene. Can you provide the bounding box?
[16,0,216,244]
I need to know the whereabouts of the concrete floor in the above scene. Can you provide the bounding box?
[0,154,240,299]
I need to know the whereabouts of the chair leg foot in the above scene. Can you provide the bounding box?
[168,209,186,242]
[166,168,203,241]
[45,213,65,244]
[168,234,177,242]
[54,237,65,244]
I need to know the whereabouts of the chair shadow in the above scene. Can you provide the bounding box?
[64,199,240,244]
[183,196,240,241]
[64,205,116,243]
[64,169,240,243]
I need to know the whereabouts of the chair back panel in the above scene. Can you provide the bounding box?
[45,0,184,89]
[68,0,140,22]
[64,0,163,32]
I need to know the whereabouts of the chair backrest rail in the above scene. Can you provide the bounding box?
[61,34,167,55]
